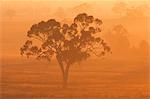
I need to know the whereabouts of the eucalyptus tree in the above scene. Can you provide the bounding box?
[20,13,110,87]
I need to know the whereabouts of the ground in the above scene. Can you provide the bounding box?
[1,57,150,99]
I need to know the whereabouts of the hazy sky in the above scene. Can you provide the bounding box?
[0,0,150,58]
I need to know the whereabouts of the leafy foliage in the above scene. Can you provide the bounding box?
[20,13,110,65]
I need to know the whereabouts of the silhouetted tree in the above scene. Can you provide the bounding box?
[105,24,129,55]
[20,13,110,87]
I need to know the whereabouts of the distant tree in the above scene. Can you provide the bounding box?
[138,40,149,58]
[126,4,150,18]
[54,7,66,20]
[105,24,129,54]
[114,25,130,49]
[20,13,110,87]
[138,4,150,16]
[72,3,93,15]
[112,2,150,18]
[139,40,149,51]
[112,2,127,16]
[4,9,16,19]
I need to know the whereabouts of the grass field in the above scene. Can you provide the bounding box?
[1,58,150,99]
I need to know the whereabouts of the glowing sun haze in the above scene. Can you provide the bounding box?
[0,0,150,58]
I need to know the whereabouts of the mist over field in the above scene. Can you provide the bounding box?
[0,0,150,99]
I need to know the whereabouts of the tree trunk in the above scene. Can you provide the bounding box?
[56,55,70,88]
[63,64,70,88]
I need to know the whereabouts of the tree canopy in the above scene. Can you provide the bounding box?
[20,13,110,86]
[20,13,110,66]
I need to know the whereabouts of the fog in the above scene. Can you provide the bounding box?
[1,0,150,99]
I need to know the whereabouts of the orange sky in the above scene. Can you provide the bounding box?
[0,0,150,58]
